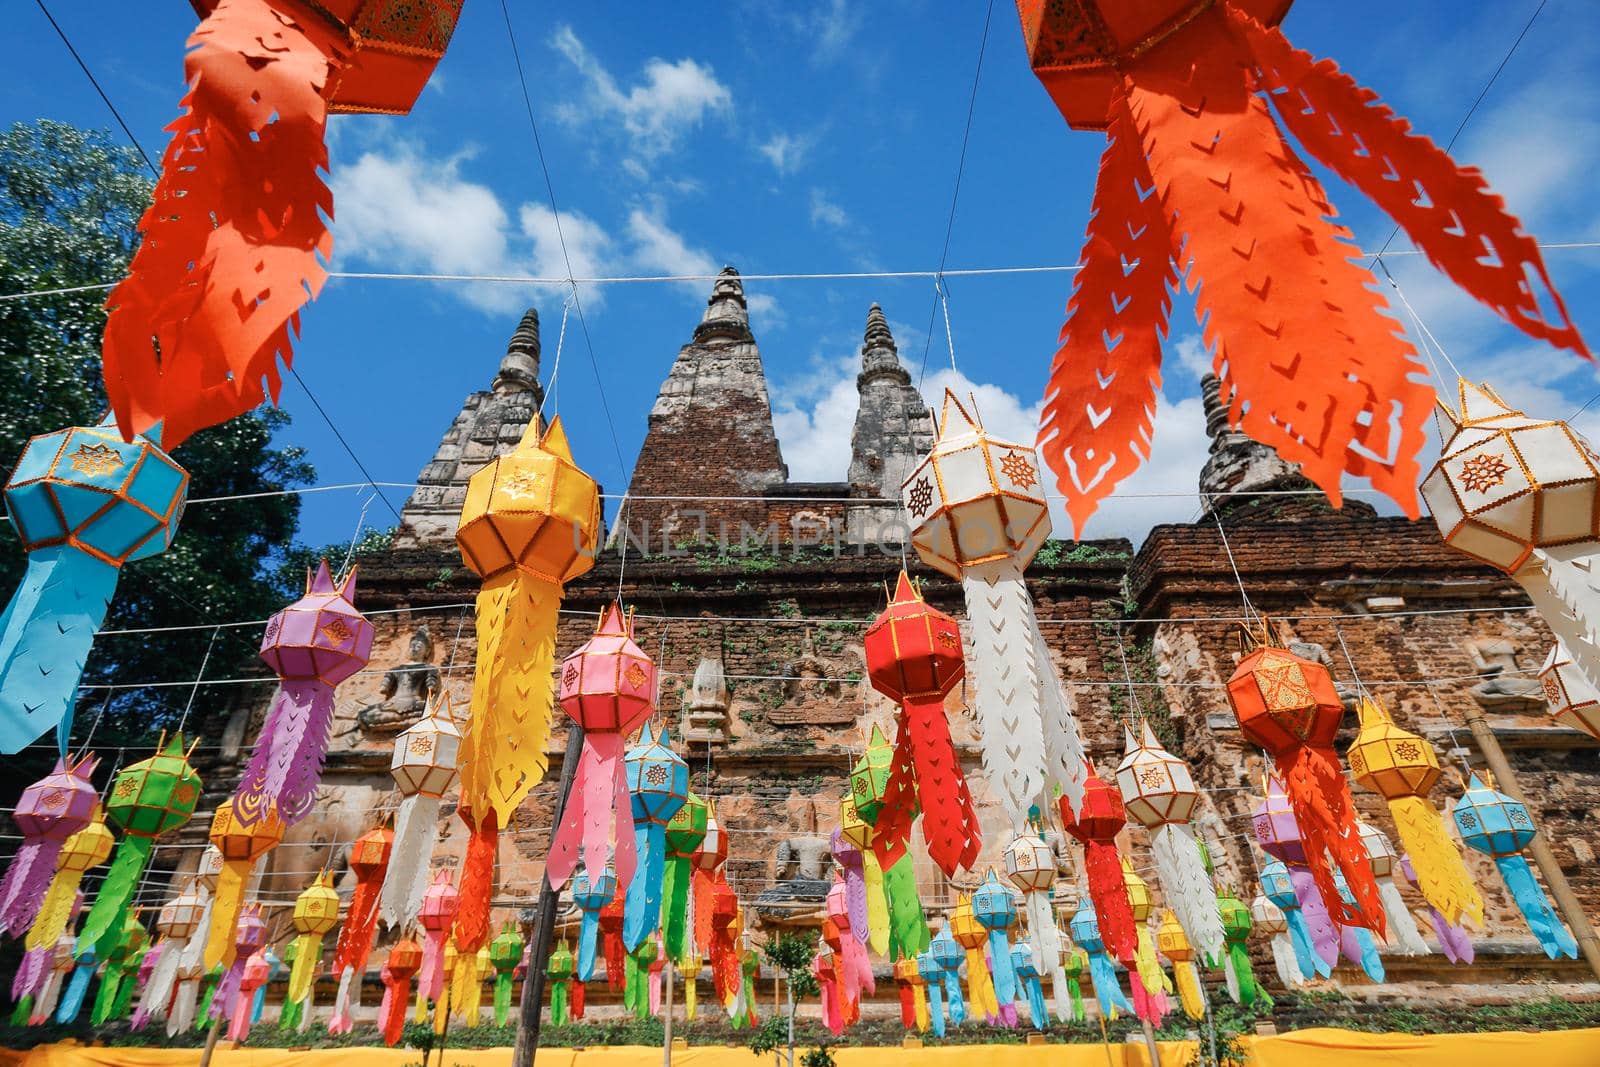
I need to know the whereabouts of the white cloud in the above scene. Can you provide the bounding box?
[809,188,849,230]
[772,356,860,482]
[550,26,732,166]
[759,132,813,175]
[626,208,718,278]
[780,0,863,64]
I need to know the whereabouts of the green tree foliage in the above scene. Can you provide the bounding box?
[0,120,313,785]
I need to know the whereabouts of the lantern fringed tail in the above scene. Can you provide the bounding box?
[381,692,461,929]
[379,939,422,1046]
[1454,774,1578,959]
[454,808,499,953]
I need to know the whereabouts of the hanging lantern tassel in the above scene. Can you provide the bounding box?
[207,905,266,1027]
[1399,855,1475,964]
[56,946,97,1025]
[708,882,740,1008]
[548,603,656,892]
[1070,903,1131,1020]
[34,938,77,1025]
[378,939,422,1047]
[1331,871,1386,982]
[1121,860,1174,1026]
[78,734,203,959]
[418,870,460,1001]
[838,805,890,956]
[1260,860,1330,980]
[1358,823,1429,955]
[1060,761,1137,965]
[381,692,462,930]
[139,880,205,1032]
[490,922,523,1026]
[973,870,1020,1023]
[455,416,600,953]
[623,724,688,950]
[91,914,148,1026]
[824,881,873,1009]
[285,873,339,1006]
[1005,831,1070,1023]
[236,562,373,827]
[849,729,930,957]
[227,953,270,1042]
[830,829,872,956]
[18,807,114,1002]
[1216,889,1271,1007]
[916,950,947,1038]
[1060,946,1087,1023]
[863,573,982,877]
[573,866,614,981]
[130,940,167,1030]
[1454,773,1579,959]
[928,927,968,1027]
[893,958,919,1030]
[548,940,574,1025]
[329,822,393,1033]
[600,888,626,990]
[815,948,842,1036]
[1011,942,1049,1028]
[165,847,224,1037]
[1155,911,1205,1022]
[681,952,701,1021]
[204,799,284,971]
[1116,722,1226,965]
[662,793,708,963]
[0,421,188,755]
[0,754,99,936]
[1250,894,1304,990]
[947,898,996,1021]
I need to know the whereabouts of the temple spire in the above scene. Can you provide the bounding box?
[492,308,542,396]
[859,303,909,386]
[693,266,754,345]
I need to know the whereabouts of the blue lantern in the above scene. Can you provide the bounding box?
[916,949,948,1037]
[971,870,1020,1011]
[928,926,967,1026]
[1,419,186,753]
[572,863,615,980]
[1260,859,1329,979]
[1010,941,1048,1028]
[623,723,687,949]
[1453,773,1577,959]
[1069,901,1131,1018]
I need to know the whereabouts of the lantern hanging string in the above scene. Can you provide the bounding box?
[1114,624,1142,731]
[1206,498,1262,632]
[538,285,575,422]
[176,628,221,738]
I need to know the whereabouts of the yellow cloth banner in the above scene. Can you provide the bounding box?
[3,1028,1596,1067]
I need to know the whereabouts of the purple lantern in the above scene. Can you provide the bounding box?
[234,561,373,825]
[209,904,266,1023]
[0,753,99,935]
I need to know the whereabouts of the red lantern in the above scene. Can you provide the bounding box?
[330,822,393,1032]
[863,571,979,878]
[547,602,656,891]
[1058,761,1136,965]
[379,937,422,1047]
[1227,640,1383,935]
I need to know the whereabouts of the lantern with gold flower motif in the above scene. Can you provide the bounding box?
[285,873,340,1006]
[1452,773,1578,959]
[902,392,1088,825]
[380,690,461,930]
[622,723,687,950]
[378,937,422,1046]
[1115,720,1224,965]
[330,822,394,1033]
[1538,639,1600,740]
[203,797,284,970]
[0,753,99,937]
[1005,830,1070,1020]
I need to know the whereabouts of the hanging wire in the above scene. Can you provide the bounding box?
[537,285,575,421]
[337,490,376,581]
[1205,498,1261,629]
[175,627,221,737]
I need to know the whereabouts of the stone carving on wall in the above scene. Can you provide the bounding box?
[1463,637,1546,713]
[684,655,731,744]
[352,627,441,736]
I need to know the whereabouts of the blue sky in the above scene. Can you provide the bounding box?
[8,1,1600,550]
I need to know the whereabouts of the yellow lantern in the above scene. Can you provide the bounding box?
[25,804,115,952]
[204,798,284,968]
[285,871,339,1005]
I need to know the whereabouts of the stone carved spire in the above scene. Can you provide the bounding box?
[693,266,755,345]
[492,307,542,396]
[1198,372,1313,511]
[847,304,933,543]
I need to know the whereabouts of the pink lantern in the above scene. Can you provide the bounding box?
[545,601,657,890]
[0,752,99,935]
[418,869,459,1001]
[235,560,373,825]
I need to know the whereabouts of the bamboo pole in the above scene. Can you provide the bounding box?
[1457,701,1600,983]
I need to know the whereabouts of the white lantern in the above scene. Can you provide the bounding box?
[901,390,1088,824]
[1539,639,1600,740]
[1115,721,1197,828]
[381,692,462,929]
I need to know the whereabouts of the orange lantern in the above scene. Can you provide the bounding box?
[203,798,284,969]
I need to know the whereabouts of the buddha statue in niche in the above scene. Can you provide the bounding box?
[353,626,442,736]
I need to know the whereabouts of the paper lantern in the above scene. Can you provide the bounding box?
[1058,760,1136,966]
[379,937,423,1046]
[622,723,688,951]
[207,904,266,1026]
[893,956,928,1032]
[972,871,1022,1020]
[329,822,394,1033]
[0,421,186,752]
[706,879,741,1009]
[488,922,523,1026]
[77,733,201,959]
[1058,943,1087,1023]
[947,896,997,1022]
[418,869,459,1001]
[21,804,114,987]
[1017,3,1586,537]
[1120,859,1174,1025]
[1258,858,1328,981]
[234,560,371,828]
[28,936,77,1025]
[455,416,600,954]
[284,872,338,1008]
[1346,696,1483,926]
[546,602,657,898]
[824,876,874,1017]
[102,0,461,447]
[1424,383,1600,703]
[0,753,99,936]
[661,791,707,964]
[862,571,980,877]
[928,926,968,1029]
[137,878,206,1031]
[1004,831,1071,1022]
[914,947,950,1038]
[545,939,576,1026]
[1539,639,1600,740]
[1215,889,1267,1007]
[1252,779,1338,975]
[1009,941,1049,1028]
[1069,901,1130,1019]
[830,827,872,947]
[1453,773,1578,959]
[1398,854,1475,965]
[91,911,150,1025]
[164,848,224,1038]
[1250,893,1303,990]
[1153,909,1204,1021]
[380,690,462,929]
[227,951,270,1041]
[1228,639,1382,936]
[847,725,928,958]
[1358,822,1428,955]
[903,392,1089,824]
[1114,721,1224,965]
[203,797,285,970]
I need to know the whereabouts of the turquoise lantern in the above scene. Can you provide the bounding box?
[1452,773,1577,959]
[971,870,1020,1012]
[0,419,186,753]
[927,927,966,1026]
[1259,859,1328,979]
[572,863,615,981]
[623,723,687,949]
[1069,901,1131,1018]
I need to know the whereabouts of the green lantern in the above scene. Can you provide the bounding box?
[91,912,148,1024]
[662,791,708,964]
[851,722,895,825]
[1216,888,1268,1007]
[546,939,574,1025]
[77,733,202,957]
[489,922,523,1026]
